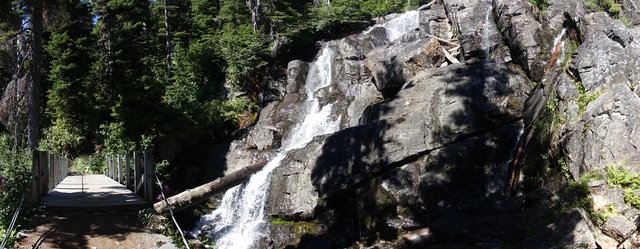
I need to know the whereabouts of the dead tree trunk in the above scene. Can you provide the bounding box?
[153,160,267,214]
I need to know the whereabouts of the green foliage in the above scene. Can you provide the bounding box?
[585,0,622,16]
[309,0,416,31]
[560,176,592,211]
[39,118,85,157]
[217,24,270,88]
[100,122,135,155]
[529,0,548,11]
[606,164,640,209]
[573,81,601,116]
[71,155,106,174]
[562,40,578,71]
[0,134,31,242]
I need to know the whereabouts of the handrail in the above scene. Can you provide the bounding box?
[104,150,154,202]
[30,151,70,203]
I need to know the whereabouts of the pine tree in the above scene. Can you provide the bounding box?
[40,0,96,156]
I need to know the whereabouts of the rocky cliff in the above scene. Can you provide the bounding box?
[196,0,640,248]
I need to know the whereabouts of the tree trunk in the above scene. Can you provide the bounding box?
[163,0,173,82]
[28,0,43,150]
[153,160,267,214]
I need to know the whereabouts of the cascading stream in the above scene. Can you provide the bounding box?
[481,4,493,57]
[192,10,423,249]
[192,45,341,249]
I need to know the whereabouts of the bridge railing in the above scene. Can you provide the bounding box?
[31,151,70,202]
[104,150,155,202]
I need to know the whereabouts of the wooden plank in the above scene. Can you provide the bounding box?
[134,151,141,194]
[41,175,149,212]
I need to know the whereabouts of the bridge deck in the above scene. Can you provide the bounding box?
[41,174,149,212]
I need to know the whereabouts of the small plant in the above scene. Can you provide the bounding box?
[593,204,620,225]
[529,0,549,11]
[562,40,579,71]
[573,80,601,116]
[585,0,622,16]
[606,163,640,209]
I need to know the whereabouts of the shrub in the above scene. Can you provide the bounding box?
[0,134,31,244]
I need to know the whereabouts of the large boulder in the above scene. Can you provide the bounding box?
[546,0,586,33]
[494,0,552,81]
[364,37,446,95]
[562,84,640,179]
[267,62,531,222]
[444,0,504,59]
[519,208,599,249]
[573,18,640,92]
[286,60,309,94]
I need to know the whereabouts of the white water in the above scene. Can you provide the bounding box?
[481,5,493,57]
[192,45,341,249]
[364,10,421,42]
[383,10,420,41]
[550,28,568,61]
[192,10,423,249]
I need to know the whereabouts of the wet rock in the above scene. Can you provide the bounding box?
[519,208,598,249]
[602,216,636,242]
[268,139,324,219]
[494,0,552,81]
[286,60,309,94]
[339,35,366,60]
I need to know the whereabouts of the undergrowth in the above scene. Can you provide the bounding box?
[573,80,601,116]
[606,164,640,209]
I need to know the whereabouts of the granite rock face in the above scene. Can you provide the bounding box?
[201,2,640,248]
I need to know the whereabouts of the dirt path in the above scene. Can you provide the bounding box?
[13,211,178,249]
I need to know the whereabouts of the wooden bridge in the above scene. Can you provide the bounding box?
[31,151,156,212]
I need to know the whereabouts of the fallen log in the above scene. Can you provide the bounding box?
[153,160,268,214]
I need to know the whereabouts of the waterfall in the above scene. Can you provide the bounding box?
[249,0,260,31]
[546,28,567,71]
[550,28,566,55]
[481,4,493,57]
[192,45,341,249]
[379,10,421,42]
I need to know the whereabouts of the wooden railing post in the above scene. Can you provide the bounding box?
[143,150,154,202]
[40,152,48,196]
[31,151,40,203]
[125,154,131,188]
[134,151,141,193]
[48,153,55,192]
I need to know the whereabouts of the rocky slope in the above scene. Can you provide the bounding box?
[196,0,640,248]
